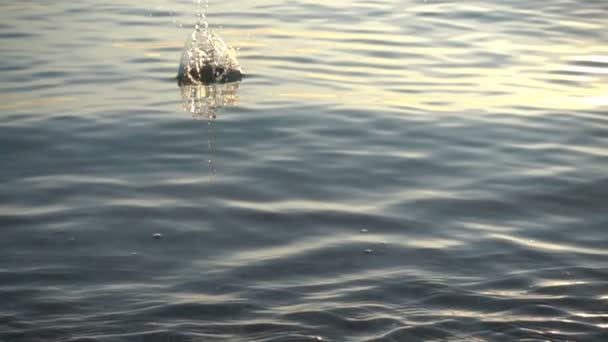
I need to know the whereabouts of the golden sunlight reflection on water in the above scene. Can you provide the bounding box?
[224,27,608,112]
[98,3,608,114]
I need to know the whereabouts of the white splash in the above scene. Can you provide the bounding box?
[177,0,242,85]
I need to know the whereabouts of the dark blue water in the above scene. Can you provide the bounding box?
[1,1,608,341]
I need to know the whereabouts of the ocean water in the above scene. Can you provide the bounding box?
[1,0,608,341]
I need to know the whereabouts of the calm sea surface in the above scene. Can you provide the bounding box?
[1,1,608,341]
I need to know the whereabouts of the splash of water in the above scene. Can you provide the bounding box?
[177,1,242,179]
[177,0,242,85]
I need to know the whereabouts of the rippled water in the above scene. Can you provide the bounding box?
[1,1,608,341]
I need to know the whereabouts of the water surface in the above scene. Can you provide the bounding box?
[1,0,608,341]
